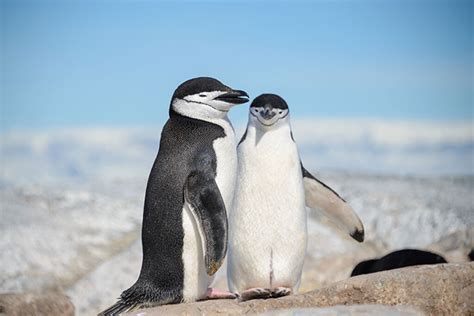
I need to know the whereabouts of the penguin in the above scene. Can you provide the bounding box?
[227,94,364,301]
[351,249,448,276]
[99,77,249,315]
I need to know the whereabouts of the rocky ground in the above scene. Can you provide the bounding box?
[1,171,472,315]
[126,263,473,316]
[2,263,472,315]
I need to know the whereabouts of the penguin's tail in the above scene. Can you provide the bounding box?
[98,287,142,316]
[98,281,181,315]
[97,300,138,316]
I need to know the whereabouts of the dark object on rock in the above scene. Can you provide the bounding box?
[0,293,74,316]
[468,249,474,261]
[351,249,447,276]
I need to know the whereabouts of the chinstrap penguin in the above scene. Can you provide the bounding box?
[227,94,364,301]
[99,77,249,315]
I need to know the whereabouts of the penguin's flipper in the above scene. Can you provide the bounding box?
[301,164,364,242]
[184,170,228,276]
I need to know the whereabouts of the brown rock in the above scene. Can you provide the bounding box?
[260,305,424,315]
[126,263,473,316]
[0,292,74,316]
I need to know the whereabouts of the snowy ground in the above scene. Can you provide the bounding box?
[1,173,472,315]
[1,125,473,315]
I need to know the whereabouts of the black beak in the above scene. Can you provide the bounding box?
[260,107,276,120]
[214,90,249,104]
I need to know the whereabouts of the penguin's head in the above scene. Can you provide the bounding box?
[171,77,249,119]
[249,94,289,130]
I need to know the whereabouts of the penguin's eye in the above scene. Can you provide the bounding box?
[199,94,207,98]
[279,110,283,114]
[254,109,259,112]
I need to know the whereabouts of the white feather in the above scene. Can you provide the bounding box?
[182,202,211,302]
[228,116,307,293]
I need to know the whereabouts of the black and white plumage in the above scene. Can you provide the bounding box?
[99,77,248,315]
[228,94,364,301]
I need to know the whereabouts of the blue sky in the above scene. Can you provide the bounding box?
[1,0,472,131]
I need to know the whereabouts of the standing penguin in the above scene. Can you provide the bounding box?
[227,94,364,301]
[99,77,249,315]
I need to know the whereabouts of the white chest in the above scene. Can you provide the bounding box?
[236,125,305,217]
[212,119,238,211]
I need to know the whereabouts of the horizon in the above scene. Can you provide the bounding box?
[1,118,472,180]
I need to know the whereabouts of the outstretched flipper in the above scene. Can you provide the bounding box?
[184,170,228,275]
[302,164,364,242]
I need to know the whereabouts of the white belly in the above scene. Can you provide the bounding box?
[181,203,212,302]
[182,119,237,301]
[212,124,238,213]
[228,125,307,293]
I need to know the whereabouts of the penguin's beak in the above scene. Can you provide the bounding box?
[214,90,249,104]
[260,107,276,120]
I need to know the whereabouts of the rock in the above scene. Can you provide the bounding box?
[0,292,74,316]
[125,263,473,315]
[260,305,423,315]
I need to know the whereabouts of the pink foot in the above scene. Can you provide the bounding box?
[206,288,237,300]
[240,288,272,301]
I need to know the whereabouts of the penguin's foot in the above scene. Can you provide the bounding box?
[206,288,237,300]
[271,287,291,298]
[239,288,272,301]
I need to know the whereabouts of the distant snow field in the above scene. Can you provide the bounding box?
[0,122,472,315]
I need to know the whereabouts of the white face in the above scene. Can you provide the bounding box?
[172,91,241,120]
[249,106,290,130]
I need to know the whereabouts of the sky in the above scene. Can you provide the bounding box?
[1,0,473,131]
